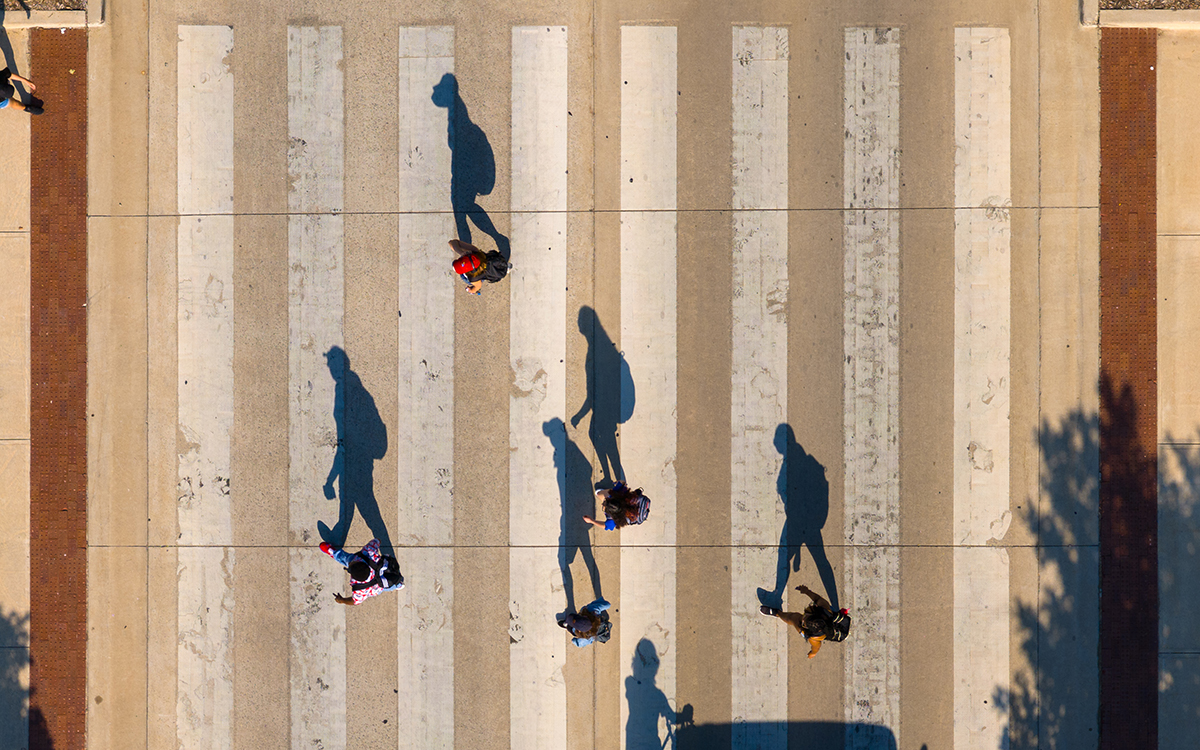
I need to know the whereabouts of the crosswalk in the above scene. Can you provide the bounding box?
[169,21,1014,750]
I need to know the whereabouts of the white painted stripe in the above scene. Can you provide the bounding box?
[397,27,456,750]
[620,26,677,750]
[287,26,347,750]
[953,27,1011,750]
[176,25,234,750]
[842,27,901,748]
[730,26,789,748]
[508,26,569,750]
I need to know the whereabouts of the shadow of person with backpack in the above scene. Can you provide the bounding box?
[319,346,393,554]
[544,417,603,614]
[571,306,634,486]
[431,73,510,260]
[757,424,838,611]
[626,638,691,749]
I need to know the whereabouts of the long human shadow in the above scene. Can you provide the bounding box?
[571,306,634,487]
[0,607,53,750]
[431,73,510,260]
[544,417,602,614]
[756,424,838,610]
[626,638,691,750]
[318,346,393,554]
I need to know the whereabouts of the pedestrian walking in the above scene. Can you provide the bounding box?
[557,598,612,647]
[759,584,851,659]
[0,68,42,115]
[319,538,404,605]
[584,482,650,531]
[450,238,509,295]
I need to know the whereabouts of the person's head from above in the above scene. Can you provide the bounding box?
[348,560,371,583]
[565,612,593,633]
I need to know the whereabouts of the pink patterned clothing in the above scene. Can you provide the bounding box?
[326,539,404,604]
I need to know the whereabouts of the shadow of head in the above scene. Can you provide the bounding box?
[431,72,456,109]
[632,637,661,682]
[324,345,347,381]
[543,417,565,439]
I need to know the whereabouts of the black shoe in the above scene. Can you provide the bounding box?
[25,105,42,115]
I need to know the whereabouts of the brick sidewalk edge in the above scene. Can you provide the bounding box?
[1098,27,1159,750]
[29,27,88,750]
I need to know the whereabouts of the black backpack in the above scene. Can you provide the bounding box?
[350,554,402,591]
[480,251,510,283]
[595,610,613,644]
[805,606,852,643]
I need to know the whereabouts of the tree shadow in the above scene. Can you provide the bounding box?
[756,424,838,610]
[995,372,1184,749]
[431,73,510,260]
[0,607,53,750]
[676,721,898,750]
[626,638,690,749]
[571,306,633,487]
[318,346,393,555]
[544,417,602,614]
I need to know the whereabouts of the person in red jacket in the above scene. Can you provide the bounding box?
[319,539,404,605]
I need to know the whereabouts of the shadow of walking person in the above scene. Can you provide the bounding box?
[318,346,393,554]
[544,417,602,614]
[571,306,633,486]
[626,638,688,750]
[431,73,510,260]
[757,424,838,610]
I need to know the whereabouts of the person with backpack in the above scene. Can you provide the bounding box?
[759,584,851,659]
[583,482,651,531]
[450,238,509,295]
[557,598,612,647]
[319,538,404,605]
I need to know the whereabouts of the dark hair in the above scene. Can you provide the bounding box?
[603,484,644,528]
[348,560,371,582]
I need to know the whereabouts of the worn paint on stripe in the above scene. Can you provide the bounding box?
[620,26,677,750]
[843,27,901,748]
[287,26,348,750]
[730,25,789,748]
[953,27,1011,750]
[508,25,570,750]
[397,26,456,749]
[176,24,235,750]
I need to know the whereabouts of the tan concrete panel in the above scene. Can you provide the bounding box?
[230,547,289,750]
[0,28,29,232]
[1010,207,1041,547]
[1040,0,1100,207]
[454,546,509,750]
[0,443,29,628]
[900,546,954,750]
[86,546,148,750]
[230,214,289,547]
[899,209,955,547]
[88,0,150,216]
[1159,236,1200,441]
[1158,31,1200,236]
[0,234,29,440]
[147,215,179,548]
[88,217,149,547]
[231,7,287,216]
[147,546,178,750]
[147,0,178,218]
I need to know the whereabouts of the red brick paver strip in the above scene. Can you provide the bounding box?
[28,27,88,750]
[1098,27,1158,750]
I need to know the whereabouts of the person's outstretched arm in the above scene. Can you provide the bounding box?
[9,72,34,91]
[796,584,830,610]
[807,636,823,659]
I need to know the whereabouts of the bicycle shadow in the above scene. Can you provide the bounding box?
[431,73,510,260]
[318,346,393,555]
[626,638,690,749]
[0,607,54,749]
